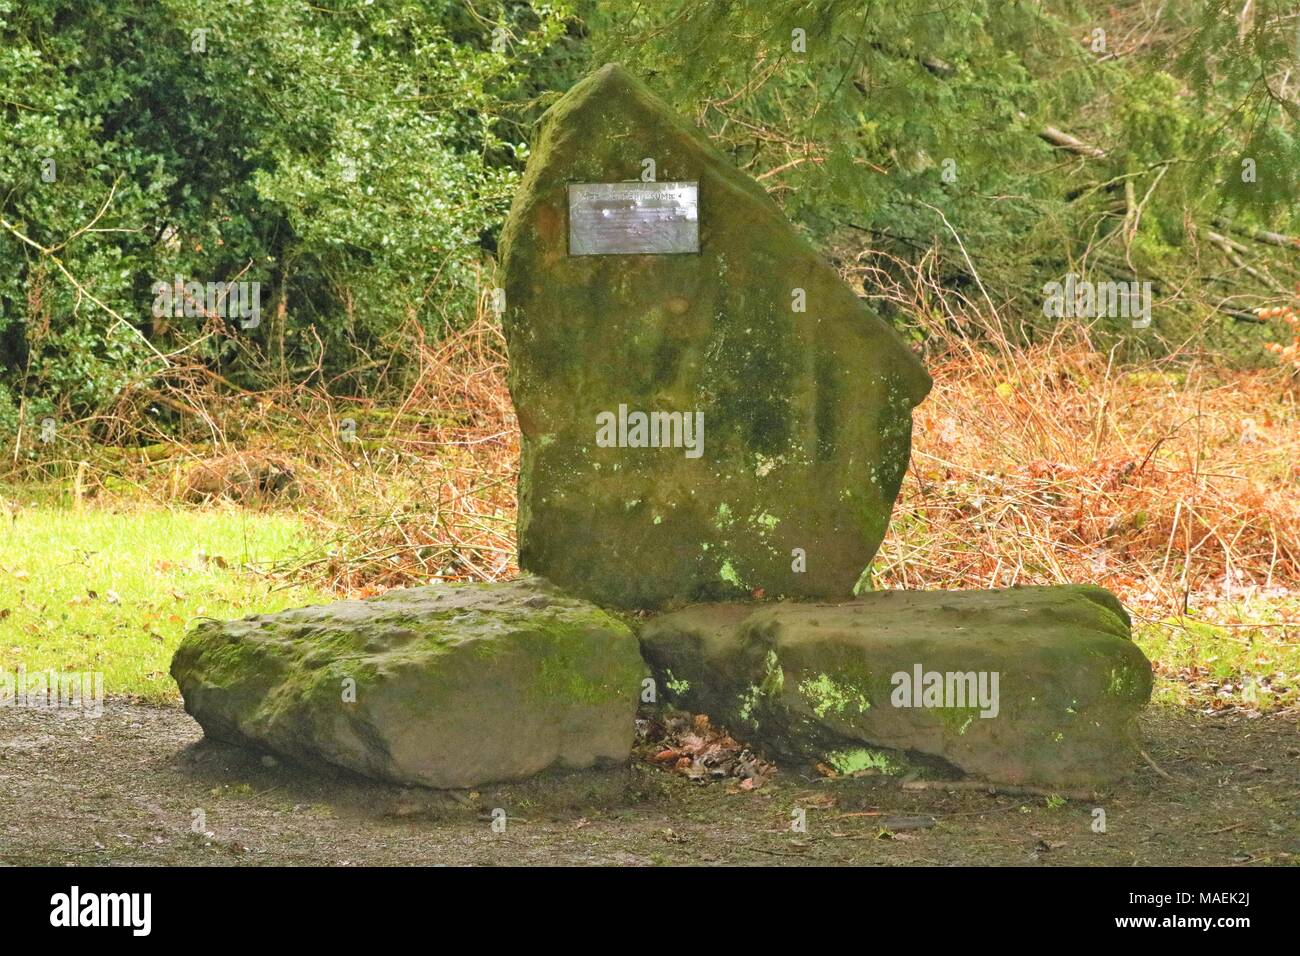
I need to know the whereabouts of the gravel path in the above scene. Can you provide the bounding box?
[1,701,1296,866]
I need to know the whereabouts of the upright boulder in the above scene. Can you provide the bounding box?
[500,63,931,609]
[639,585,1153,788]
[171,577,646,790]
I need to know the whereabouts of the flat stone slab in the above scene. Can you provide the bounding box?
[171,577,646,789]
[639,585,1153,788]
[499,64,931,609]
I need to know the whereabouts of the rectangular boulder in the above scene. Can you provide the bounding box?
[639,585,1153,788]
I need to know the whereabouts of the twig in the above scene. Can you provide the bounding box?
[1139,749,1175,781]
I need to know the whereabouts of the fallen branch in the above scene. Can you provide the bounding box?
[1204,228,1288,293]
[1214,305,1268,324]
[1038,125,1107,159]
[1214,218,1300,251]
[1205,229,1249,255]
[1246,228,1300,250]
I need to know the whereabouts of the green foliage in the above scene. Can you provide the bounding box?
[1,0,577,439]
[585,0,1299,353]
[1178,1,1300,215]
[2,0,1297,443]
[590,1,1079,226]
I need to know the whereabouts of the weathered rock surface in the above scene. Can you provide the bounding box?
[499,63,931,609]
[639,585,1152,787]
[171,577,646,789]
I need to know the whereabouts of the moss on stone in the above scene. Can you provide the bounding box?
[639,584,1153,788]
[172,577,645,789]
[799,673,870,719]
[499,64,931,610]
[664,670,691,696]
[825,748,904,776]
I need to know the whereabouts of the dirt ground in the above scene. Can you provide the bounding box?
[1,700,1296,866]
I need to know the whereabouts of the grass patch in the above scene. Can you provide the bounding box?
[1134,604,1300,713]
[0,505,333,701]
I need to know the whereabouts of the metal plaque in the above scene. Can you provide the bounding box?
[568,182,699,256]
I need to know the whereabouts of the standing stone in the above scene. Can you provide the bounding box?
[500,63,931,609]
